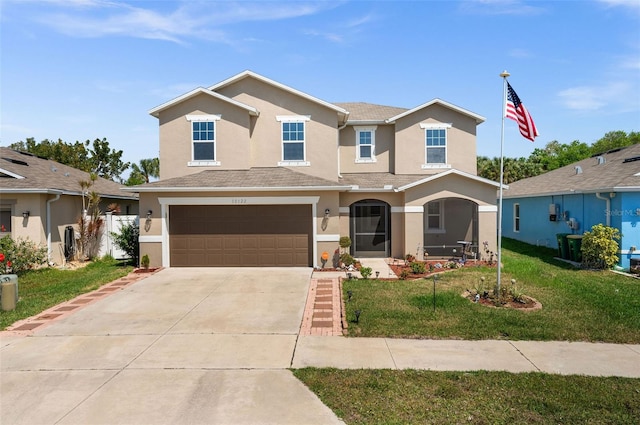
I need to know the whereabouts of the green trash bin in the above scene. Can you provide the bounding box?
[567,234,583,263]
[556,233,570,259]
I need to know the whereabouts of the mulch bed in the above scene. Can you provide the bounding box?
[389,259,496,279]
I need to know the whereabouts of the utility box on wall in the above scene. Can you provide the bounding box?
[549,204,558,221]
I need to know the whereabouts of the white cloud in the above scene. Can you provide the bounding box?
[558,81,634,112]
[597,0,640,11]
[26,1,339,43]
[458,0,545,16]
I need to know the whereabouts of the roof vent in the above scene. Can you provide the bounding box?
[574,165,582,175]
[1,157,29,166]
[51,166,57,172]
[623,156,640,163]
[596,156,605,165]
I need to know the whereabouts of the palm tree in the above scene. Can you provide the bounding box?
[126,158,159,185]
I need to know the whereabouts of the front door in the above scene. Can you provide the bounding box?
[351,200,390,257]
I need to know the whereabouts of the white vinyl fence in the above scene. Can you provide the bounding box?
[97,214,139,260]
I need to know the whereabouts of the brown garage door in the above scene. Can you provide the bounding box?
[169,205,312,267]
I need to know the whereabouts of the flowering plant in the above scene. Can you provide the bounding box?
[0,252,12,274]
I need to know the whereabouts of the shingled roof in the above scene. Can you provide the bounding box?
[0,147,136,199]
[334,102,408,122]
[128,167,351,192]
[504,144,640,198]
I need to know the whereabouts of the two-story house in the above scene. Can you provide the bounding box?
[127,71,500,268]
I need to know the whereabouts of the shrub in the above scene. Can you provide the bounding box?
[339,236,352,252]
[581,224,620,269]
[359,266,372,279]
[0,235,48,275]
[340,253,355,266]
[140,254,150,269]
[409,261,426,274]
[399,269,410,280]
[110,220,140,266]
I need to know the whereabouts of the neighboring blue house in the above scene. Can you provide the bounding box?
[501,144,640,270]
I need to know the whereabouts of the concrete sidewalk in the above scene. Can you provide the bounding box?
[292,337,640,377]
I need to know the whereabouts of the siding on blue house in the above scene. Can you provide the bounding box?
[500,144,640,271]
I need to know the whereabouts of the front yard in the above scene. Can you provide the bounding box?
[343,238,640,343]
[0,258,132,330]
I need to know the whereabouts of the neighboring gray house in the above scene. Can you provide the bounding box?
[0,148,139,264]
[501,144,640,270]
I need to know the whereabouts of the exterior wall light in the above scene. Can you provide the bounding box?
[22,211,30,219]
[146,210,152,220]
[324,208,330,218]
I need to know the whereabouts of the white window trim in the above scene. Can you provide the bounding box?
[514,203,520,233]
[425,200,445,234]
[186,114,221,166]
[354,125,377,163]
[277,115,310,166]
[421,123,451,169]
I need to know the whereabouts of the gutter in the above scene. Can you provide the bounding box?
[596,192,611,226]
[46,191,62,264]
[122,185,353,193]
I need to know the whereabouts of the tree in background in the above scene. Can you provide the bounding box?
[478,130,639,183]
[125,158,160,186]
[10,137,130,182]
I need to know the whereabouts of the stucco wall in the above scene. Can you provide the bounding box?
[339,124,395,173]
[394,104,478,175]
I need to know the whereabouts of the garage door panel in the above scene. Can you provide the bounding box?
[170,205,311,267]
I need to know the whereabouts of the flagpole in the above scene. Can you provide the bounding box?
[497,70,510,294]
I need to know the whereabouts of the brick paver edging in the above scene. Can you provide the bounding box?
[300,277,343,336]
[1,268,163,336]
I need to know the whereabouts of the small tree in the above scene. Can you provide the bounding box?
[111,220,140,266]
[77,174,103,260]
[581,224,620,269]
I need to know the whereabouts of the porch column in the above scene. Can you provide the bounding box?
[478,205,498,259]
[393,206,423,259]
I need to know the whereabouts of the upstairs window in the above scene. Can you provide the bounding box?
[421,123,451,169]
[355,126,377,163]
[187,115,221,166]
[277,115,310,166]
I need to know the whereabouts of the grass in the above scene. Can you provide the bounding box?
[343,238,640,343]
[294,368,640,425]
[0,258,132,330]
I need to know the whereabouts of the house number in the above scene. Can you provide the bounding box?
[232,198,247,204]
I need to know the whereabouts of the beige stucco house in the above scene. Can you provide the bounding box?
[128,71,499,268]
[0,148,139,264]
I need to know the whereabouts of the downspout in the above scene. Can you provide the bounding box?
[46,192,62,264]
[337,122,348,178]
[595,192,610,226]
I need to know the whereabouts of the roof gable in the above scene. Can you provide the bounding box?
[387,99,485,124]
[209,70,349,120]
[149,87,259,118]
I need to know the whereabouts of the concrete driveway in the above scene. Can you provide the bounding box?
[0,268,344,425]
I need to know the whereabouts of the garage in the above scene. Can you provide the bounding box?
[169,204,312,267]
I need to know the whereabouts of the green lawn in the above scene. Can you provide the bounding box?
[294,368,640,425]
[343,238,640,343]
[0,258,132,330]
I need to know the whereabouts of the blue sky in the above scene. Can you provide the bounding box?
[1,0,639,174]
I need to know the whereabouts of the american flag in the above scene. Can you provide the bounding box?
[505,82,539,142]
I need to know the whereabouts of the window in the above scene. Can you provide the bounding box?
[277,115,310,166]
[0,206,11,234]
[355,126,377,162]
[514,203,520,232]
[425,200,444,233]
[420,123,451,169]
[186,115,221,166]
